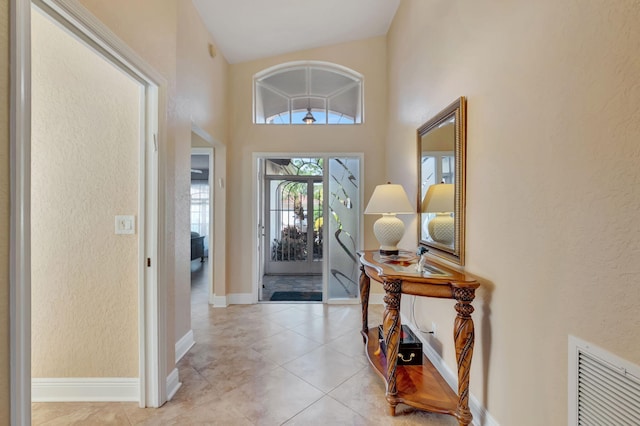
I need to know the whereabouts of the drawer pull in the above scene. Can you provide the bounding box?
[398,353,416,362]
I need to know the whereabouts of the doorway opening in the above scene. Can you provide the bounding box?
[11,0,166,421]
[190,148,213,303]
[30,2,145,405]
[257,155,362,303]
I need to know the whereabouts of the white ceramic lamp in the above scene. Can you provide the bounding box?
[364,183,414,255]
[422,183,454,245]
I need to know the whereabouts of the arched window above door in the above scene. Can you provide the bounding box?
[254,61,363,125]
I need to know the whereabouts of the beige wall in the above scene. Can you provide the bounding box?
[79,0,180,372]
[228,36,388,296]
[387,1,640,424]
[0,0,10,421]
[79,0,229,368]
[174,0,228,342]
[31,9,140,377]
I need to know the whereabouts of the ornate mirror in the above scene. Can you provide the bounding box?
[418,97,466,265]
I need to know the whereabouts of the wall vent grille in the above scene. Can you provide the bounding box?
[569,336,640,425]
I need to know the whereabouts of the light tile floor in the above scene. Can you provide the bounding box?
[31,260,458,425]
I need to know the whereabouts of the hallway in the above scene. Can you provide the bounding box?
[31,264,457,425]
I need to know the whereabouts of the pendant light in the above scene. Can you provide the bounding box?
[303,97,316,124]
[303,107,316,124]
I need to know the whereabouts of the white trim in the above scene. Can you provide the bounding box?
[165,368,181,401]
[136,79,147,410]
[228,293,254,305]
[191,122,214,144]
[252,153,261,304]
[255,60,363,82]
[469,389,498,425]
[211,294,229,308]
[37,0,165,84]
[10,0,32,424]
[401,313,498,426]
[175,330,195,363]
[32,378,139,402]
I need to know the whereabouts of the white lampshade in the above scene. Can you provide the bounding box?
[365,183,414,255]
[422,183,454,213]
[421,183,454,245]
[364,184,414,215]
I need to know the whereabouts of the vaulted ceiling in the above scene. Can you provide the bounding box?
[191,0,401,64]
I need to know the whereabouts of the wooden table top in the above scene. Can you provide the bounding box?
[358,250,479,296]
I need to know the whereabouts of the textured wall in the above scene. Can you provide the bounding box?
[80,0,230,361]
[0,0,10,420]
[387,0,640,424]
[174,0,228,343]
[79,0,180,371]
[228,36,388,296]
[31,9,141,377]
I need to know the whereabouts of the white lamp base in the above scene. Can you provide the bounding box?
[373,213,405,255]
[428,212,454,245]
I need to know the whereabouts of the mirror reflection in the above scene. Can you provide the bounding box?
[418,97,466,265]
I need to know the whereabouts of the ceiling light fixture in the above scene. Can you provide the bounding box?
[303,107,316,124]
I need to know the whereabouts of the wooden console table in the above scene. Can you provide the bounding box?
[358,250,480,426]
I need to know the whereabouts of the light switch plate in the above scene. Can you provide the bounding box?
[115,215,135,235]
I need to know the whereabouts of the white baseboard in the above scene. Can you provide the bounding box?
[166,368,181,401]
[369,293,385,304]
[175,329,195,362]
[32,378,139,402]
[400,313,499,426]
[227,293,253,305]
[211,293,228,308]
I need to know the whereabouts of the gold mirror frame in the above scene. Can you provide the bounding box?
[417,97,466,265]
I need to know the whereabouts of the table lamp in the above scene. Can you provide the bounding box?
[422,183,454,245]
[364,183,414,255]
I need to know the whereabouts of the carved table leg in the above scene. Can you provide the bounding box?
[359,264,370,341]
[383,279,402,415]
[453,287,476,426]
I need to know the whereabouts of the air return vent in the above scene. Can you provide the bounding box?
[569,336,640,425]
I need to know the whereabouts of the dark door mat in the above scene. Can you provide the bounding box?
[270,291,322,301]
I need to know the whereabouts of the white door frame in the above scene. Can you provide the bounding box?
[190,145,215,302]
[251,153,364,304]
[191,123,227,307]
[10,0,168,423]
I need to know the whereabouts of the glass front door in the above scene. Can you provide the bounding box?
[265,176,323,275]
[259,156,361,302]
[327,157,360,299]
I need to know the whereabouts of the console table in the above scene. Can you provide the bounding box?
[358,250,480,426]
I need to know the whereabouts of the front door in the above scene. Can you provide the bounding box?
[264,175,323,275]
[257,156,362,303]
